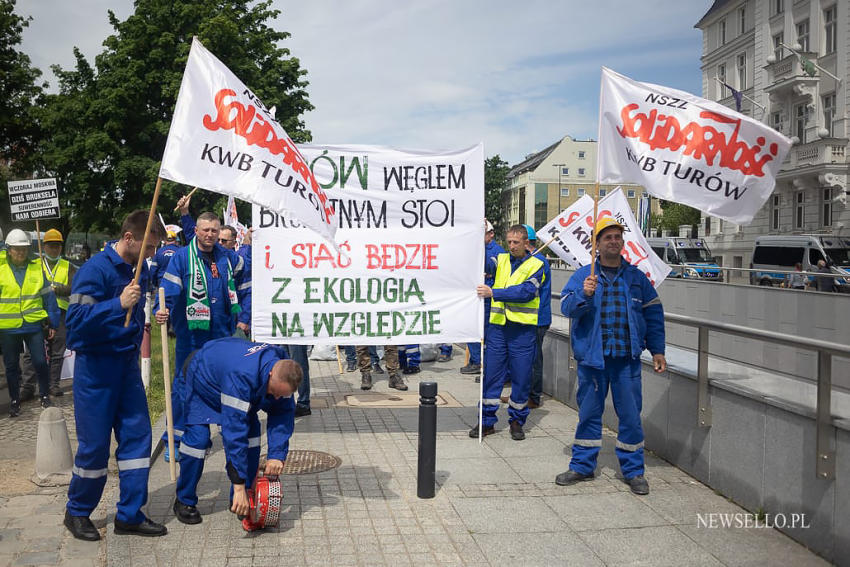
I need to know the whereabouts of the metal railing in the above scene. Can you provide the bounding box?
[553,292,850,480]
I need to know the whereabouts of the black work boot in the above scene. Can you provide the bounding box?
[64,510,100,541]
[388,374,408,391]
[360,372,372,390]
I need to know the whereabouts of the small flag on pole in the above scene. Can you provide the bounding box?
[721,81,743,112]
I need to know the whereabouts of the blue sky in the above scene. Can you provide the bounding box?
[19,0,711,165]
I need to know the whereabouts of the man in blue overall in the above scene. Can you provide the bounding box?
[155,211,252,458]
[64,211,167,540]
[470,224,544,441]
[171,337,300,524]
[556,218,666,495]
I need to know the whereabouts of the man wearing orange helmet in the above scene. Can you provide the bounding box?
[556,218,666,495]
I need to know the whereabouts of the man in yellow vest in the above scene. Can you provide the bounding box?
[0,229,60,417]
[20,229,76,399]
[470,224,545,441]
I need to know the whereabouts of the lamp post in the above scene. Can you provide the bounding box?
[553,163,565,214]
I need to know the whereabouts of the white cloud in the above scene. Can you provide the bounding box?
[17,0,711,164]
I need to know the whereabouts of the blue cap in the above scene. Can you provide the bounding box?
[523,224,537,241]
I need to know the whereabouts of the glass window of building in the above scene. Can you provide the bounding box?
[737,53,747,89]
[822,188,833,227]
[773,0,784,16]
[796,19,810,52]
[795,191,804,229]
[717,63,726,98]
[578,151,585,159]
[578,168,586,176]
[823,93,836,137]
[771,112,783,134]
[599,188,607,197]
[795,104,807,143]
[627,189,636,198]
[561,166,569,175]
[739,6,746,34]
[771,194,780,230]
[825,6,837,54]
[719,19,726,45]
[560,188,569,197]
[773,32,783,60]
[577,188,585,196]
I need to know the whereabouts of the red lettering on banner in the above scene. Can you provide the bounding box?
[616,103,779,177]
[365,244,439,270]
[559,211,580,227]
[203,89,335,222]
[290,242,351,269]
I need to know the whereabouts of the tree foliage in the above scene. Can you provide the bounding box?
[652,200,701,234]
[36,0,314,233]
[0,0,45,225]
[484,154,509,236]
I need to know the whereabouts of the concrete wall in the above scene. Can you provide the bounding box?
[543,323,849,564]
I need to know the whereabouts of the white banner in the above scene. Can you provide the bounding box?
[538,188,671,287]
[252,144,485,345]
[597,67,792,225]
[159,38,336,243]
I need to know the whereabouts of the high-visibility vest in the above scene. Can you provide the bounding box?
[43,258,70,310]
[0,260,49,329]
[489,253,544,326]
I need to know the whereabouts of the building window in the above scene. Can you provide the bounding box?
[578,168,586,176]
[718,218,724,233]
[627,189,636,198]
[599,188,607,197]
[825,6,837,54]
[771,194,780,230]
[560,188,569,197]
[577,188,585,196]
[823,93,835,137]
[771,111,783,134]
[717,63,726,98]
[795,104,807,142]
[795,191,804,229]
[561,167,569,175]
[737,53,747,89]
[719,19,726,45]
[822,188,833,227]
[773,0,784,16]
[577,151,585,159]
[739,6,746,34]
[704,216,711,236]
[773,33,784,60]
[796,19,810,52]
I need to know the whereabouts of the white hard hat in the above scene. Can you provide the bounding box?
[5,229,31,247]
[485,220,494,232]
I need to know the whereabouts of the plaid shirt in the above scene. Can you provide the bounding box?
[599,264,631,357]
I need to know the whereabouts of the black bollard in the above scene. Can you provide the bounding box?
[417,381,438,498]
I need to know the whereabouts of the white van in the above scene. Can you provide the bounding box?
[750,234,850,290]
[647,237,723,280]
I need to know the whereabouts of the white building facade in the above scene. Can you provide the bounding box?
[695,0,849,270]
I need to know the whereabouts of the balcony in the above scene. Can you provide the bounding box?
[789,137,848,167]
[763,52,820,102]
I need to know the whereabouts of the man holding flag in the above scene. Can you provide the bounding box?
[556,218,666,495]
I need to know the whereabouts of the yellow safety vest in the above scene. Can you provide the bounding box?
[43,258,70,311]
[0,259,49,329]
[489,253,544,326]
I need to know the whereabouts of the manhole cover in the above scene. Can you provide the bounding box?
[281,450,342,475]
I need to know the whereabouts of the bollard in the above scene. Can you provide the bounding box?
[35,407,73,485]
[417,381,438,499]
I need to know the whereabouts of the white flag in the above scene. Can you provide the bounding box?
[538,189,671,288]
[159,38,336,243]
[597,67,792,225]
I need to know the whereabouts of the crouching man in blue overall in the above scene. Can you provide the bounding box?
[171,337,302,524]
[556,218,666,495]
[64,211,167,541]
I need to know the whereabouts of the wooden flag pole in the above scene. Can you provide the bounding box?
[589,183,600,277]
[124,177,163,327]
[173,187,198,212]
[478,338,485,443]
[158,287,177,482]
[335,346,344,375]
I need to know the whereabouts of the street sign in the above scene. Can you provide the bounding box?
[7,177,60,221]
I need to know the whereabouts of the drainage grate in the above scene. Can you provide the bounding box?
[281,450,342,475]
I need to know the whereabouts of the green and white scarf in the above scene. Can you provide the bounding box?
[186,239,241,331]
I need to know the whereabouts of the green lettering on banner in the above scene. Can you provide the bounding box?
[323,278,339,303]
[271,312,304,337]
[334,312,350,337]
[427,310,440,334]
[304,277,320,303]
[407,311,423,336]
[314,312,333,336]
[406,279,425,303]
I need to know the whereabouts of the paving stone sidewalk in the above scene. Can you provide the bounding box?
[108,353,829,567]
[0,352,831,566]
